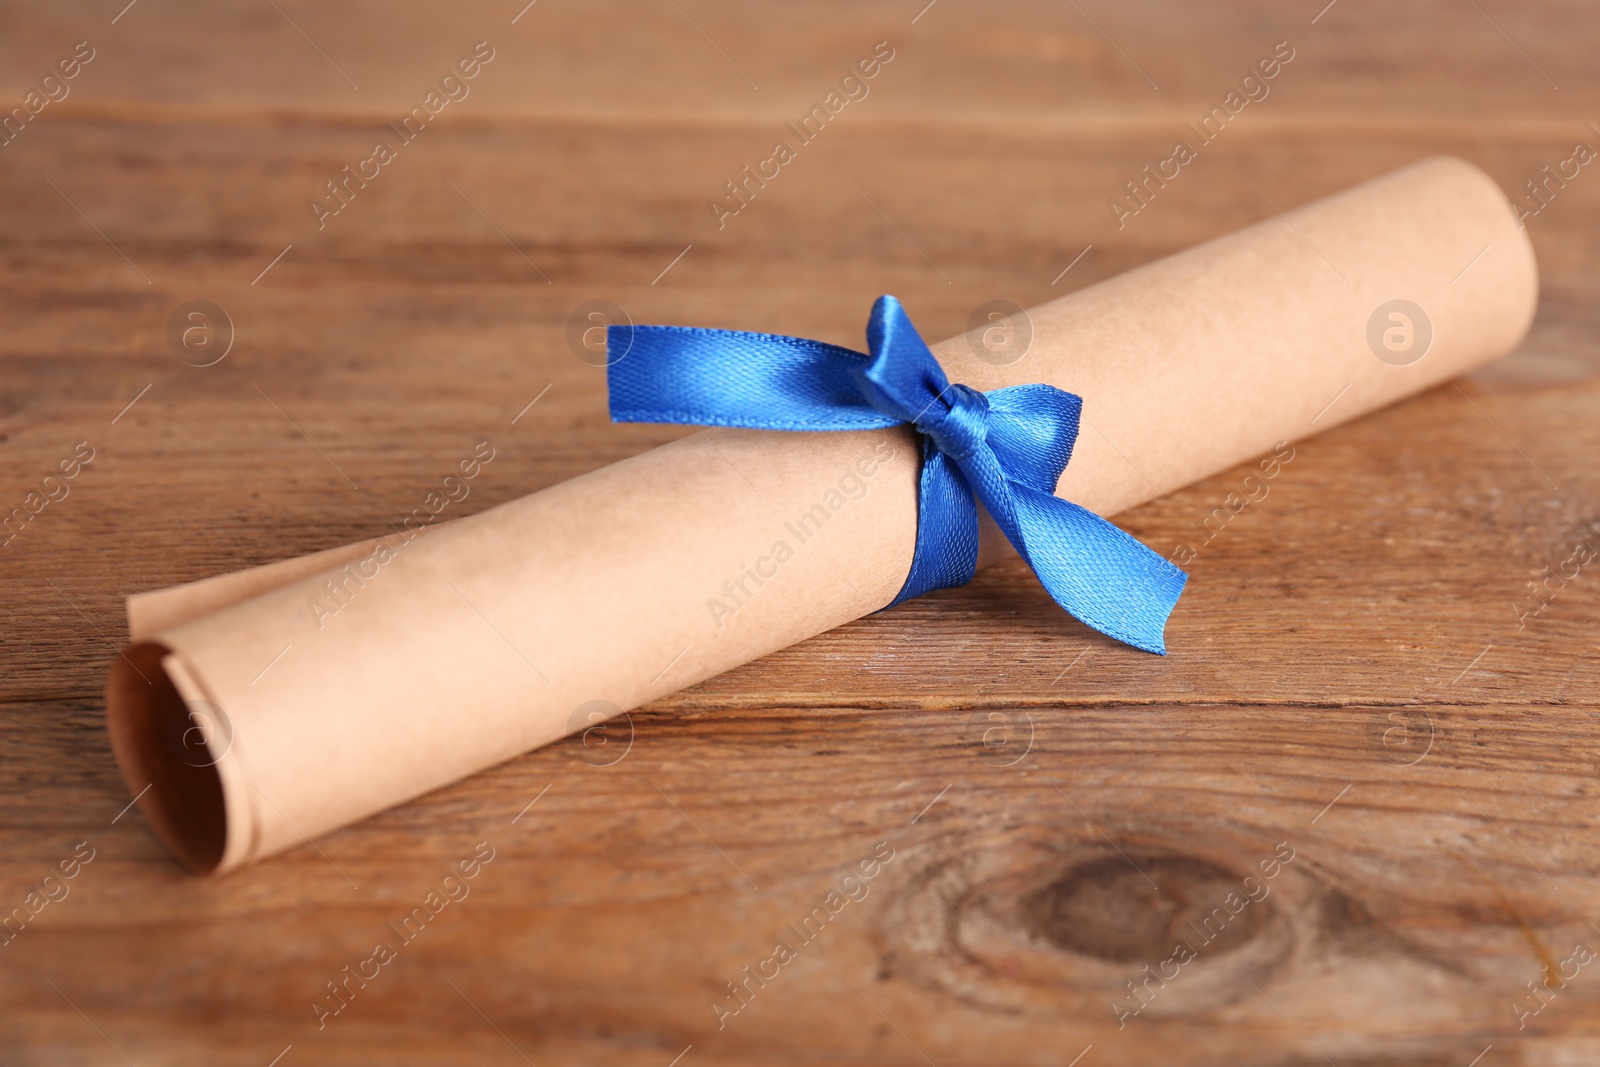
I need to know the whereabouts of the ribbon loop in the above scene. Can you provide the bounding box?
[606,295,1187,654]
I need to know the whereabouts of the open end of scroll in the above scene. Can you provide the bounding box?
[106,642,228,873]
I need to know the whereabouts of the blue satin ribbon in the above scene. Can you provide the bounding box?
[606,295,1186,653]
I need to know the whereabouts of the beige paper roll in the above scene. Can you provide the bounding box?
[108,157,1537,874]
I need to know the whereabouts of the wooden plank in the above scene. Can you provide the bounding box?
[3,697,1599,1062]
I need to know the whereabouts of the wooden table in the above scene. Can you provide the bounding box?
[3,1,1597,1063]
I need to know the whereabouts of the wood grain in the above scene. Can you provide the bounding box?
[3,1,1600,1063]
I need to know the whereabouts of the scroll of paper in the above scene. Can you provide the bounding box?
[107,157,1537,874]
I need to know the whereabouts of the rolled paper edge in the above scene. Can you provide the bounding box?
[127,520,453,642]
[106,644,229,872]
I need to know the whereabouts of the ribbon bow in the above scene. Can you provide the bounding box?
[606,295,1186,653]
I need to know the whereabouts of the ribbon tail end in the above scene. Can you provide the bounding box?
[1104,566,1186,655]
[1004,486,1188,656]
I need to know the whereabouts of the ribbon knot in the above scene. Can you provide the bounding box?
[912,383,989,460]
[606,295,1186,653]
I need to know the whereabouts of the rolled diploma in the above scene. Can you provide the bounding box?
[108,157,1536,874]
